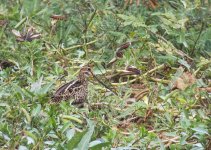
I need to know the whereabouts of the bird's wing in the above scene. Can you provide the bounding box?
[51,80,82,103]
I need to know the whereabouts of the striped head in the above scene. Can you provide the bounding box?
[78,66,92,81]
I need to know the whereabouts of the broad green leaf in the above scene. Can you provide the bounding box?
[180,135,187,145]
[18,145,28,150]
[31,104,41,117]
[89,139,106,147]
[61,122,73,134]
[40,80,55,94]
[180,0,187,8]
[76,120,95,150]
[30,76,43,93]
[44,141,55,146]
[24,130,37,143]
[191,127,209,135]
[93,63,106,75]
[89,142,110,150]
[178,59,190,70]
[66,129,75,141]
[26,136,35,144]
[66,130,87,149]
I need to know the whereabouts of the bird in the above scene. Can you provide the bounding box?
[51,66,92,105]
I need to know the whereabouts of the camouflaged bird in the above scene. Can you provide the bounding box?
[51,66,92,105]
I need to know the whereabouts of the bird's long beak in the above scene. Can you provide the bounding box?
[84,70,93,77]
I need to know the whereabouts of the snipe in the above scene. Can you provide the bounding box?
[51,66,92,105]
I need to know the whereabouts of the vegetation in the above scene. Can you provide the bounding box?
[0,0,210,149]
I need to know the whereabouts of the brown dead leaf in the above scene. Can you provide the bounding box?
[124,0,140,6]
[0,20,8,27]
[12,26,41,42]
[199,87,211,93]
[174,72,196,90]
[116,42,131,58]
[143,0,159,9]
[126,65,141,75]
[50,15,67,20]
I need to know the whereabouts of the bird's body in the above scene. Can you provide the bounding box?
[51,66,91,105]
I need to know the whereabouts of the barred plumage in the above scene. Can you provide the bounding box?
[51,66,91,105]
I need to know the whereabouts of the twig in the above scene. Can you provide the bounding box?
[83,9,97,57]
[135,89,149,100]
[90,102,109,106]
[191,22,205,55]
[150,77,170,84]
[164,136,180,148]
[63,39,98,51]
[106,71,141,79]
[112,64,165,86]
[91,72,118,96]
[107,57,118,68]
[83,9,97,34]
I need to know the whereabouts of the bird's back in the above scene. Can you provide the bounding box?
[51,79,88,104]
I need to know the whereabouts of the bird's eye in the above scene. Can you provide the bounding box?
[87,68,91,71]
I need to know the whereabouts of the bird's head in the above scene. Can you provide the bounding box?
[78,66,92,80]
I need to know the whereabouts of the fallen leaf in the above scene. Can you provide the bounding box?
[116,42,131,58]
[0,19,8,27]
[12,26,41,42]
[126,65,141,75]
[199,87,211,93]
[174,72,196,90]
[50,14,67,20]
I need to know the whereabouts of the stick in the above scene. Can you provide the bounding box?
[91,72,118,96]
[63,39,97,51]
[112,64,165,86]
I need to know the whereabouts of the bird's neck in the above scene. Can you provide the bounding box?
[77,74,87,82]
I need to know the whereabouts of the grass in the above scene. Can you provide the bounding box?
[0,0,210,149]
